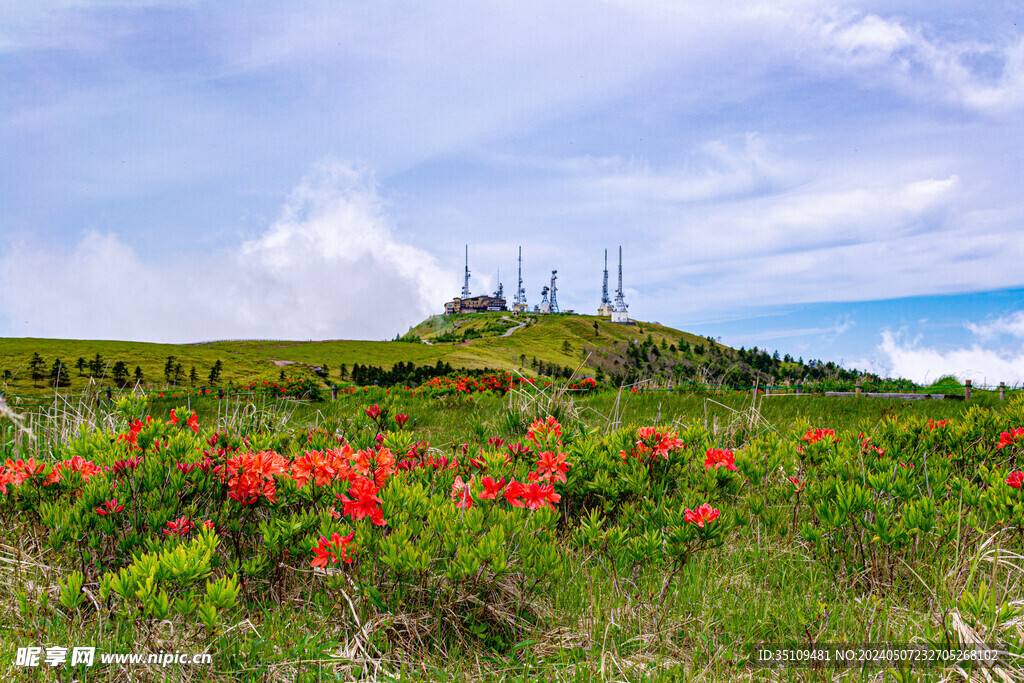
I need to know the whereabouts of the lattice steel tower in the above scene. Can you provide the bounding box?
[514,246,527,308]
[613,246,628,313]
[461,245,471,298]
[600,249,611,309]
[548,270,559,314]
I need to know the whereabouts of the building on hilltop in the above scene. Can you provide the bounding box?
[444,245,508,314]
[444,294,507,314]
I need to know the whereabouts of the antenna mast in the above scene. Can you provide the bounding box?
[514,246,526,307]
[613,246,627,312]
[461,245,471,298]
[549,270,559,314]
[600,249,611,308]
[493,268,503,299]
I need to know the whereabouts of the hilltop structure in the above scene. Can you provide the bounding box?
[610,246,630,324]
[443,245,507,314]
[512,247,528,313]
[538,270,559,314]
[598,249,613,316]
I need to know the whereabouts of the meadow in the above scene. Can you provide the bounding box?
[1,378,1022,682]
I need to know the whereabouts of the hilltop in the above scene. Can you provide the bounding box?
[0,313,870,397]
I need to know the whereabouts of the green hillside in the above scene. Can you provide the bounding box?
[0,312,870,399]
[0,313,720,395]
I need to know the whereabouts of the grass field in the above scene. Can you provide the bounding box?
[2,384,1023,681]
[0,314,723,400]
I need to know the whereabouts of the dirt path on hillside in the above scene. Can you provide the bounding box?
[501,316,529,337]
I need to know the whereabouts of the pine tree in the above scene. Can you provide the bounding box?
[134,366,144,383]
[111,361,129,387]
[49,358,70,388]
[75,357,87,376]
[189,366,198,386]
[89,353,105,377]
[29,352,46,386]
[207,360,223,385]
[164,356,177,382]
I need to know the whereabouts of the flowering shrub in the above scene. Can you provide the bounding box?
[5,392,1024,659]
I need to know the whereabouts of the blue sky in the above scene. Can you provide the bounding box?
[2,1,1024,384]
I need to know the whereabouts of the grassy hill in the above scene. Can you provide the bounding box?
[0,313,726,397]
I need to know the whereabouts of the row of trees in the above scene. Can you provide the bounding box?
[11,353,227,390]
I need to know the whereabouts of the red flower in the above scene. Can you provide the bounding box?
[802,428,837,444]
[535,450,571,484]
[927,419,948,430]
[394,413,409,427]
[704,448,738,472]
[164,515,195,537]
[788,476,804,491]
[519,482,560,511]
[636,427,685,461]
[507,442,533,457]
[450,475,474,509]
[526,416,562,445]
[4,458,46,486]
[311,531,355,569]
[365,404,381,419]
[337,476,386,526]
[95,498,124,516]
[503,480,526,507]
[684,503,721,528]
[997,427,1024,449]
[1006,471,1024,489]
[478,476,506,500]
[169,409,200,433]
[0,467,14,494]
[487,436,506,448]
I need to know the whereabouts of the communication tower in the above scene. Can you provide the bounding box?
[493,269,504,299]
[598,249,613,316]
[461,245,471,299]
[611,246,629,324]
[513,246,528,312]
[548,270,559,314]
[539,286,551,314]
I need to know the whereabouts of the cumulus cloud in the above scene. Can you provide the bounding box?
[965,311,1024,340]
[877,330,1024,385]
[0,160,451,342]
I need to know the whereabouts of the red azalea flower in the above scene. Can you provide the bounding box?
[450,475,474,509]
[164,515,195,537]
[478,476,506,500]
[311,531,355,568]
[95,498,124,515]
[487,436,505,448]
[1006,471,1024,489]
[801,428,837,444]
[535,450,571,484]
[394,413,409,427]
[788,476,804,491]
[503,480,526,507]
[684,503,721,528]
[519,482,560,511]
[365,404,381,419]
[997,427,1024,449]
[704,448,738,472]
[507,442,533,457]
[337,476,386,526]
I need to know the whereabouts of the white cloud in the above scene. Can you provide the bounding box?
[807,10,1024,112]
[0,160,451,342]
[876,330,1024,385]
[965,311,1024,340]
